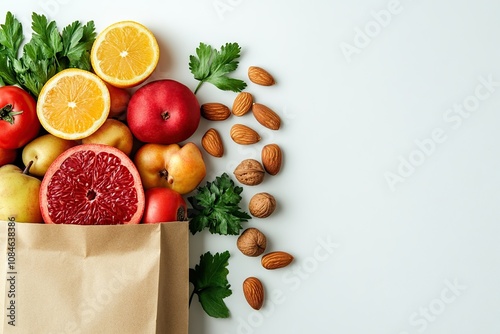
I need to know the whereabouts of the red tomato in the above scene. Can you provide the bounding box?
[142,187,188,224]
[0,148,17,166]
[0,86,40,149]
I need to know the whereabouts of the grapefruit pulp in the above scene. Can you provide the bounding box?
[40,144,145,225]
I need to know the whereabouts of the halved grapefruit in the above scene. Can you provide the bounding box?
[40,144,145,225]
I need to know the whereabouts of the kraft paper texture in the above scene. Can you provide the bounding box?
[0,221,189,334]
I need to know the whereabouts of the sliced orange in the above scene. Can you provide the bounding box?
[90,21,160,88]
[37,68,110,140]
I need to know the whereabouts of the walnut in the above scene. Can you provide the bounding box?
[249,192,276,218]
[233,159,265,185]
[237,228,267,257]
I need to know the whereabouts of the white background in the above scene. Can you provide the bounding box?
[2,0,500,333]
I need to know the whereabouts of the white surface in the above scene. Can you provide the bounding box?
[2,1,500,333]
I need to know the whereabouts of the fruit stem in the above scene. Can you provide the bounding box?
[0,104,23,125]
[23,160,34,175]
[159,168,169,182]
[161,111,170,121]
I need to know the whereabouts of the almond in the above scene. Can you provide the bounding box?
[252,103,281,130]
[201,128,223,157]
[232,92,253,116]
[248,66,275,86]
[261,143,282,175]
[243,277,265,310]
[201,102,231,121]
[230,124,261,145]
[261,251,294,270]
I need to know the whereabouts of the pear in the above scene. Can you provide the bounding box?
[22,134,76,177]
[0,162,43,223]
[134,142,206,194]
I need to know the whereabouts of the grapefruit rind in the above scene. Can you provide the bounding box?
[40,144,145,225]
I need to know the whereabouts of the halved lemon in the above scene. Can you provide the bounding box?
[37,68,110,140]
[90,20,160,88]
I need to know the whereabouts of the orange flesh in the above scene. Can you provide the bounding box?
[40,75,107,134]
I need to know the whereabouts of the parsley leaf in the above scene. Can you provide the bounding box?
[189,251,232,318]
[0,11,95,97]
[189,42,247,94]
[188,173,251,235]
[31,13,63,61]
[62,20,96,69]
[0,12,23,59]
[0,12,23,86]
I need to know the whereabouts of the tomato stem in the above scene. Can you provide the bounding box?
[0,104,23,125]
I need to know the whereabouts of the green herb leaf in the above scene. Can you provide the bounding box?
[31,13,62,60]
[189,42,247,94]
[0,53,17,85]
[0,11,95,95]
[189,251,232,318]
[62,20,96,69]
[62,21,85,60]
[188,173,251,235]
[0,12,23,86]
[189,42,212,81]
[0,12,23,59]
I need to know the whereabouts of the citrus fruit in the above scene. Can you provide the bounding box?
[37,68,110,140]
[90,21,160,88]
[40,144,145,225]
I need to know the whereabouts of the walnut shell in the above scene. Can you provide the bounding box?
[233,159,265,185]
[237,228,267,257]
[249,192,276,218]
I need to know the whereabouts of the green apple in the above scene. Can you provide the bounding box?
[22,134,76,177]
[0,163,43,223]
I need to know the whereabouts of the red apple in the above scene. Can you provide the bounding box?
[127,79,200,144]
[142,187,188,223]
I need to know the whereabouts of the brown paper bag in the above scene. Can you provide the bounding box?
[0,220,189,334]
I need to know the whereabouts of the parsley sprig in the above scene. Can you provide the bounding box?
[189,42,247,94]
[188,173,251,236]
[189,251,232,318]
[0,12,96,97]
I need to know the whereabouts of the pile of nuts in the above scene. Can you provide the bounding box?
[200,65,293,311]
